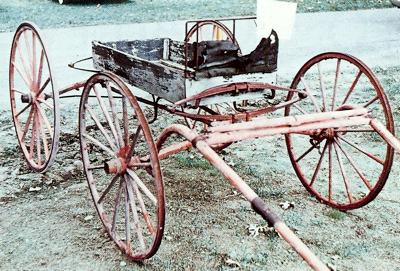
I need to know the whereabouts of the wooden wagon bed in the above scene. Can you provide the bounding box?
[92,32,278,103]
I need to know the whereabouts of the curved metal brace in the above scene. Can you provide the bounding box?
[68,56,99,73]
[174,82,306,106]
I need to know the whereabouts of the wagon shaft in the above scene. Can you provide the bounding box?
[154,111,400,271]
[155,124,330,271]
[206,108,371,145]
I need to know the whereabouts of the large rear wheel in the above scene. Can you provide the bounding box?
[285,52,394,210]
[79,72,165,260]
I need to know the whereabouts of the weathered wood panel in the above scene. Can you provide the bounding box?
[92,40,186,103]
[101,39,164,61]
[168,40,192,66]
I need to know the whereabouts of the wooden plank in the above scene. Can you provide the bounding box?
[101,39,164,61]
[92,40,186,103]
[168,39,191,66]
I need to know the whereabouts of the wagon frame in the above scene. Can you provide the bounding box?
[8,18,400,271]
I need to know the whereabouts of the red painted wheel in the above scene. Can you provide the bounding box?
[79,72,165,260]
[9,22,60,172]
[185,20,239,47]
[285,52,394,210]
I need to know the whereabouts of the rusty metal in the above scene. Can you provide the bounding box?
[68,56,99,73]
[175,82,306,106]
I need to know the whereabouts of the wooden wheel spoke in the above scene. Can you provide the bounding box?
[36,49,45,90]
[317,63,327,111]
[36,128,42,166]
[338,136,384,165]
[11,89,27,95]
[292,103,309,115]
[37,77,51,97]
[32,31,37,87]
[333,141,353,203]
[125,175,146,250]
[16,41,33,83]
[82,133,115,157]
[12,60,31,89]
[35,113,42,166]
[300,78,321,112]
[342,70,362,105]
[363,95,379,108]
[23,31,32,69]
[122,97,129,146]
[86,105,118,152]
[124,182,131,248]
[331,59,341,111]
[16,103,32,118]
[111,179,124,237]
[127,173,155,236]
[38,116,50,160]
[36,105,53,140]
[309,141,329,187]
[328,143,333,201]
[98,174,120,204]
[126,125,142,161]
[93,85,120,148]
[105,82,124,147]
[21,107,35,141]
[126,169,157,205]
[334,139,373,191]
[296,140,319,163]
[37,98,54,110]
[29,108,38,159]
[12,88,26,95]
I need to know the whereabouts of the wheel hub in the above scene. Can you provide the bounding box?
[104,157,127,174]
[104,146,132,174]
[21,93,33,104]
[323,128,336,141]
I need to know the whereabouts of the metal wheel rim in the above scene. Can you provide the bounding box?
[9,21,60,172]
[285,52,394,210]
[79,72,165,260]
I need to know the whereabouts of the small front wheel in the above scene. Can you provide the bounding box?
[79,72,165,260]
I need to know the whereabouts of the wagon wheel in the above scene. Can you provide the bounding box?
[79,72,165,260]
[285,52,394,210]
[185,20,239,47]
[9,22,60,172]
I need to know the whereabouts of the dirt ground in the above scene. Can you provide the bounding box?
[1,62,400,271]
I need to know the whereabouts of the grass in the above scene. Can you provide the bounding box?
[174,151,217,172]
[325,209,347,220]
[295,0,391,12]
[0,0,394,32]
